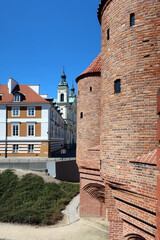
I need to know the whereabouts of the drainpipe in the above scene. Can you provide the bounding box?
[5,104,7,158]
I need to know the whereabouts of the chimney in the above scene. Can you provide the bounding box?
[8,78,19,94]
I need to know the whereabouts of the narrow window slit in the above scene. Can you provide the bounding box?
[114,79,121,94]
[142,39,150,43]
[144,54,150,58]
[130,13,135,26]
[107,29,110,40]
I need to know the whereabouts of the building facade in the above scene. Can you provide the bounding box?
[55,70,77,147]
[76,0,160,239]
[0,78,64,158]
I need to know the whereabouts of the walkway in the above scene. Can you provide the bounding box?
[62,194,80,224]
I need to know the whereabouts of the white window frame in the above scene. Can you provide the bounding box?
[12,107,20,117]
[12,144,19,153]
[14,94,20,102]
[27,107,35,117]
[27,123,35,136]
[12,123,19,136]
[28,144,34,153]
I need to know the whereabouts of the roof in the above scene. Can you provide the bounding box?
[69,96,76,104]
[76,53,101,82]
[0,85,48,104]
[130,149,157,165]
[97,0,108,24]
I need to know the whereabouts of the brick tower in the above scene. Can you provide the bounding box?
[76,0,160,239]
[76,54,106,217]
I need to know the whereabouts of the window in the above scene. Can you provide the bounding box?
[80,112,83,119]
[114,79,121,94]
[90,87,92,92]
[28,144,34,153]
[28,124,35,136]
[130,13,135,26]
[12,123,19,136]
[61,93,64,102]
[107,28,110,40]
[27,107,35,116]
[13,144,18,153]
[12,107,20,117]
[14,94,20,102]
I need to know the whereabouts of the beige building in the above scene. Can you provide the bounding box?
[0,78,64,158]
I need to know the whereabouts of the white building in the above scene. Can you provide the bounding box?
[55,71,77,147]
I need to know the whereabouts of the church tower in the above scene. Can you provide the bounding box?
[56,69,77,146]
[57,69,69,103]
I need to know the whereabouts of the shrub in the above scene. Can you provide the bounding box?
[0,170,79,225]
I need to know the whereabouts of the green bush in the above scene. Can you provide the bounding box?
[0,170,79,225]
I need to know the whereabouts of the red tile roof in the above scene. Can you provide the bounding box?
[0,85,48,103]
[76,53,101,82]
[130,149,157,165]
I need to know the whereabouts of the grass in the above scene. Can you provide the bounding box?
[0,169,79,225]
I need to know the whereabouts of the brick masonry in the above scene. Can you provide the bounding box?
[76,0,160,239]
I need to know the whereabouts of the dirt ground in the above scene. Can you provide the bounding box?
[0,218,108,240]
[0,168,61,183]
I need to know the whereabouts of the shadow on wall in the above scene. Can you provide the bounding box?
[55,160,80,182]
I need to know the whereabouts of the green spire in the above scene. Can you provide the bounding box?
[71,83,75,93]
[69,82,76,98]
[58,67,68,87]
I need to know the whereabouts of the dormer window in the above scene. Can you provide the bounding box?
[14,94,20,102]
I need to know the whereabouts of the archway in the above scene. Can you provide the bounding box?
[126,234,146,240]
[82,183,105,203]
[80,182,105,217]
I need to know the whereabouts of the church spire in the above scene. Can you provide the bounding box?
[58,67,68,87]
[71,82,75,94]
[69,81,76,98]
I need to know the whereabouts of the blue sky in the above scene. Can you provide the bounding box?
[0,0,101,99]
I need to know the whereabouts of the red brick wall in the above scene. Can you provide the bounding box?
[156,90,160,240]
[76,74,105,217]
[80,176,105,217]
[99,0,160,238]
[77,75,101,167]
[100,0,160,178]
